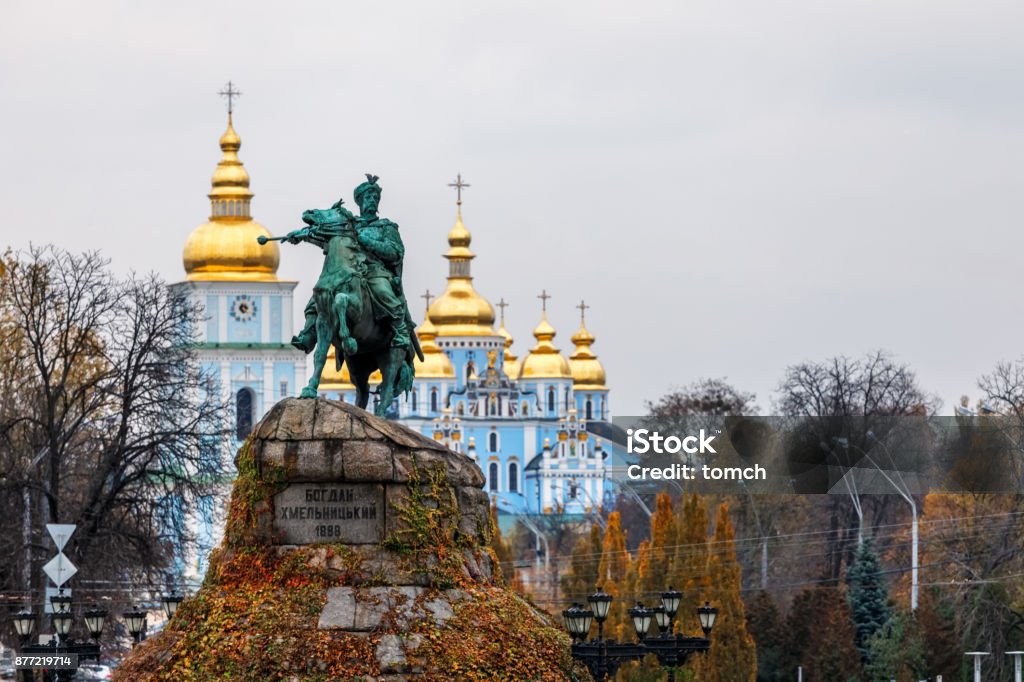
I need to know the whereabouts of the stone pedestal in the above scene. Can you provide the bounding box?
[114,398,577,681]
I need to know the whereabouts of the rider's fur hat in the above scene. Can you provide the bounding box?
[354,173,381,206]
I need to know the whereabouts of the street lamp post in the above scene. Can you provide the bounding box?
[564,587,717,680]
[965,652,989,682]
[162,591,184,620]
[10,593,106,682]
[1008,651,1024,682]
[122,606,148,645]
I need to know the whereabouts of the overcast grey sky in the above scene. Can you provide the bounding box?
[3,1,1023,415]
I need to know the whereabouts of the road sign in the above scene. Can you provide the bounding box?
[43,552,78,588]
[46,524,76,551]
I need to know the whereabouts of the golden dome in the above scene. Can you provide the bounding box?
[320,344,382,389]
[499,324,520,379]
[569,316,607,389]
[496,300,520,379]
[414,315,456,378]
[520,313,571,379]
[182,114,279,281]
[427,207,496,336]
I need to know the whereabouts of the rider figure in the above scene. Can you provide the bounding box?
[290,174,411,353]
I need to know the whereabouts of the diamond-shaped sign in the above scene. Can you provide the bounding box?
[46,524,76,551]
[43,552,77,588]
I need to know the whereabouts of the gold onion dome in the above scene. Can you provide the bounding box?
[496,301,520,379]
[414,315,456,378]
[499,323,520,379]
[520,314,571,379]
[182,114,279,281]
[427,207,496,336]
[569,318,607,389]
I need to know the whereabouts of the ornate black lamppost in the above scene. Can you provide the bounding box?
[122,606,148,645]
[10,590,106,681]
[162,591,183,620]
[564,586,718,681]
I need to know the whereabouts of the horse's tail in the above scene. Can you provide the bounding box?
[395,361,414,397]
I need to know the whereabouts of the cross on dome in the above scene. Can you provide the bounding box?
[537,290,551,313]
[447,173,470,205]
[576,300,590,325]
[218,81,242,115]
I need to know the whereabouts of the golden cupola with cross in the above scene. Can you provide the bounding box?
[182,105,278,281]
[427,176,496,337]
[568,301,607,389]
[520,292,572,380]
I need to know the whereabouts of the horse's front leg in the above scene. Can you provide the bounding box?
[300,300,333,398]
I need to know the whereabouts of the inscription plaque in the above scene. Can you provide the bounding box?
[273,483,385,545]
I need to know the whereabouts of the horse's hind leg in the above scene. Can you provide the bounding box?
[374,347,405,417]
[334,293,357,356]
[300,293,333,398]
[348,355,372,410]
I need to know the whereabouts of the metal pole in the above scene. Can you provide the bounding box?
[965,652,989,682]
[797,665,802,682]
[910,499,918,611]
[1006,651,1024,682]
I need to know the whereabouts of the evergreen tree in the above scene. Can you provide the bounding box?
[671,494,709,636]
[745,591,786,682]
[692,503,757,682]
[598,511,632,641]
[646,493,676,594]
[805,589,863,682]
[782,586,861,682]
[561,522,602,603]
[864,610,926,682]
[846,539,891,663]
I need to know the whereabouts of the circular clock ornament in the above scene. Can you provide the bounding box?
[231,295,257,322]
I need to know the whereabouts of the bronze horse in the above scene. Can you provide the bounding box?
[266,204,421,415]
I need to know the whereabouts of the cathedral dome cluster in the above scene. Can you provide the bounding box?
[182,114,279,281]
[415,196,606,390]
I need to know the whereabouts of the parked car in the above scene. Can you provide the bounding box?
[73,663,112,681]
[0,664,16,680]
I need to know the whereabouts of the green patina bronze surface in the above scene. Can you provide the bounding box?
[258,174,422,416]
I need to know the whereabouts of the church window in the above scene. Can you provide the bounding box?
[585,399,593,420]
[488,431,499,453]
[521,400,529,416]
[430,388,439,413]
[235,387,255,440]
[508,462,519,493]
[279,380,288,399]
[488,462,499,492]
[411,390,418,412]
[488,396,498,415]
[456,402,465,415]
[601,397,607,420]
[547,388,555,413]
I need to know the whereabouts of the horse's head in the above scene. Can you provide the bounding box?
[302,201,354,228]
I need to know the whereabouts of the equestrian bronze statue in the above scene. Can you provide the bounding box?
[258,174,423,416]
